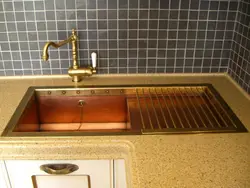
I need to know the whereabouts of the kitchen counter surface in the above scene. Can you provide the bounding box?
[0,73,249,188]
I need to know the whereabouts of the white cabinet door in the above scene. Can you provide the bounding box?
[33,175,89,188]
[0,161,10,188]
[114,159,127,188]
[4,160,112,188]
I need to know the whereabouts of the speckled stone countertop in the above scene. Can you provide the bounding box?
[0,73,249,188]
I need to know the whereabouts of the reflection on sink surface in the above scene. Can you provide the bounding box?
[17,95,130,132]
[2,84,247,137]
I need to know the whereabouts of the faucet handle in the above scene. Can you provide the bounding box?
[91,52,97,69]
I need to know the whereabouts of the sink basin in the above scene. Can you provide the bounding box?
[15,95,131,132]
[2,84,247,136]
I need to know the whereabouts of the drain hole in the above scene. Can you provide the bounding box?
[78,100,86,107]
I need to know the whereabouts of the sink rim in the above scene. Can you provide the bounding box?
[2,84,247,137]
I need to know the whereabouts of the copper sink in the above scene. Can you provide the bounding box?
[15,95,131,131]
[2,85,247,137]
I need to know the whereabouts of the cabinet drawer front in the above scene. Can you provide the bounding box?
[33,175,89,188]
[4,160,112,188]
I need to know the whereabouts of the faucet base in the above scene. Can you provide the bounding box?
[71,75,82,82]
[68,67,95,82]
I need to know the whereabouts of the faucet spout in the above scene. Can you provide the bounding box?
[42,42,59,61]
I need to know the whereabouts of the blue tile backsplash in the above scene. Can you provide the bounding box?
[0,0,249,94]
[229,0,250,94]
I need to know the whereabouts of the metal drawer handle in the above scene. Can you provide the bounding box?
[40,163,79,175]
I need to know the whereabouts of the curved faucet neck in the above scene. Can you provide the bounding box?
[42,31,79,69]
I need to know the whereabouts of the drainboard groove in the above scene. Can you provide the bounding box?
[205,87,237,128]
[141,88,154,130]
[159,88,177,128]
[176,87,199,128]
[202,88,228,128]
[154,88,169,128]
[172,88,193,128]
[191,87,219,128]
[165,88,185,128]
[188,87,210,128]
[148,88,162,129]
[135,89,146,130]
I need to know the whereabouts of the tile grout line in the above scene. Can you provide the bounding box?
[74,0,79,69]
[155,0,160,73]
[239,2,250,89]
[182,0,192,73]
[234,4,242,82]
[33,0,43,75]
[164,0,171,73]
[0,45,6,76]
[145,0,150,73]
[12,1,25,76]
[53,0,62,74]
[95,0,99,71]
[64,0,70,73]
[227,1,240,74]
[0,19,238,24]
[1,57,230,60]
[210,2,220,73]
[1,65,229,71]
[136,0,140,74]
[192,0,201,73]
[201,1,211,73]
[107,0,109,74]
[127,0,130,74]
[2,2,15,76]
[218,1,230,73]
[1,9,240,13]
[86,0,90,67]
[0,46,237,52]
[173,0,181,73]
[43,0,52,75]
[23,1,34,75]
[0,28,236,34]
[117,0,120,74]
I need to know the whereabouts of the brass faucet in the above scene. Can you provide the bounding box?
[42,29,96,82]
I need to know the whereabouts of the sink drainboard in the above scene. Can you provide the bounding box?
[128,86,247,134]
[2,84,247,136]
